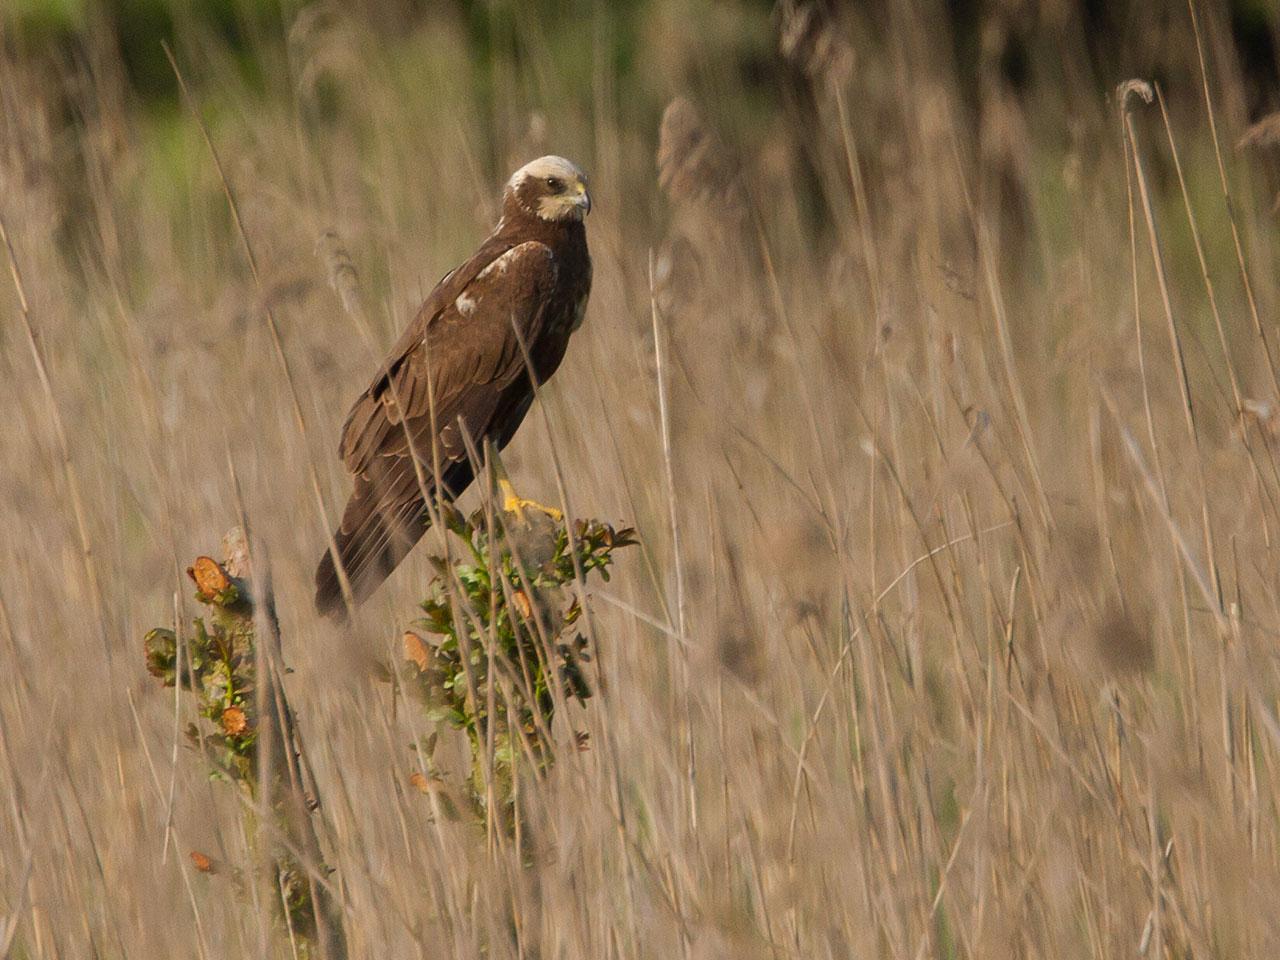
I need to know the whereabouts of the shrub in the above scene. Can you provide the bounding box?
[400,504,636,832]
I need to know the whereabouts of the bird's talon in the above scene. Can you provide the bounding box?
[498,479,562,522]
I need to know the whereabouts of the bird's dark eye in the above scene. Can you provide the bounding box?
[545,176,563,191]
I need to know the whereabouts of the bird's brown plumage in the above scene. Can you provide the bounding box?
[315,156,592,617]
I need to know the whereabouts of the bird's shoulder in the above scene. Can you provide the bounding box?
[377,237,557,377]
[436,240,557,326]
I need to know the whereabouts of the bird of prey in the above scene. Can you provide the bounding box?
[315,155,593,618]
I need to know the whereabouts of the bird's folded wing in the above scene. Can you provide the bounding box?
[337,240,559,486]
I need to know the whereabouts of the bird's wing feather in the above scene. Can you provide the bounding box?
[338,239,558,480]
[314,240,555,616]
[335,235,506,458]
[316,239,559,616]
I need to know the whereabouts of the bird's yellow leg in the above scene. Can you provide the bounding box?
[498,478,563,523]
[488,443,563,522]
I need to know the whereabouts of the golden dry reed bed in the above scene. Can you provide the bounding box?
[3,0,1280,956]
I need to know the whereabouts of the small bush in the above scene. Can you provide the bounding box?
[143,534,345,958]
[400,504,636,830]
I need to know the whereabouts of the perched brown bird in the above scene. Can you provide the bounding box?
[315,156,593,617]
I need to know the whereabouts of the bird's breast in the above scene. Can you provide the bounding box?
[547,249,590,336]
[569,291,589,332]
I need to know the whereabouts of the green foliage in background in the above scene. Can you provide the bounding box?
[6,0,1275,110]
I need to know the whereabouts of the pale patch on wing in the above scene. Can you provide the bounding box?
[428,242,557,355]
[477,247,516,280]
[477,242,554,282]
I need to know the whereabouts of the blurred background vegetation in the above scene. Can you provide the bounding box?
[5,0,1278,101]
[4,0,1277,110]
[6,0,1273,294]
[6,0,1280,957]
[4,0,1277,265]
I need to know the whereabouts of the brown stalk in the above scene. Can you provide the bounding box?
[161,42,355,619]
[0,215,108,650]
[1122,83,1224,618]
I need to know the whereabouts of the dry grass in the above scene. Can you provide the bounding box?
[3,1,1280,956]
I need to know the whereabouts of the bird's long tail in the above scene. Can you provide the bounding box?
[315,458,478,618]
[314,480,430,619]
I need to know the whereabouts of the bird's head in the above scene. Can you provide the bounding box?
[505,155,592,223]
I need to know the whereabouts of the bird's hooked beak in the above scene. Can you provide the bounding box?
[574,181,592,216]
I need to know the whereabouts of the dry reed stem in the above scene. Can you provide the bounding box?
[162,42,356,620]
[1186,0,1280,402]
[0,215,107,649]
[1123,83,1224,618]
[7,4,1280,956]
